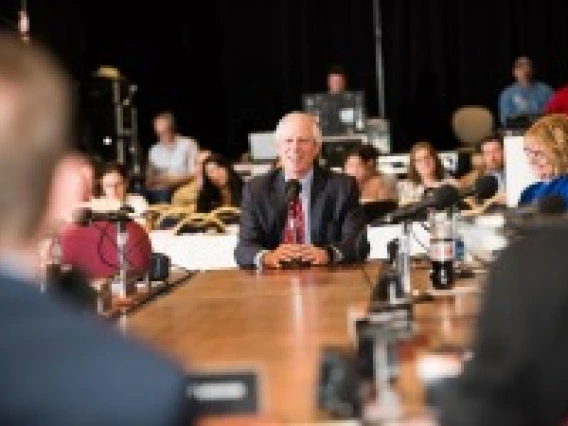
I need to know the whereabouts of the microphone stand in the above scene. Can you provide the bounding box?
[115,218,130,298]
[397,220,412,297]
[111,213,147,298]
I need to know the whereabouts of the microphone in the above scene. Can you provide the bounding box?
[538,195,567,214]
[509,194,566,217]
[73,206,132,226]
[285,179,302,204]
[460,174,499,201]
[377,184,460,225]
[119,204,135,214]
[505,194,568,232]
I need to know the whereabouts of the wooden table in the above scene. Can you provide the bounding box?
[385,265,482,418]
[125,262,484,424]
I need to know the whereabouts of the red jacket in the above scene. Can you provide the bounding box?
[59,220,152,279]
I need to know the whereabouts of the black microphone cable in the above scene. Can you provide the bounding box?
[92,221,149,271]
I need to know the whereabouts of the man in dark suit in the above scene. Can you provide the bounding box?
[235,111,369,269]
[0,32,196,425]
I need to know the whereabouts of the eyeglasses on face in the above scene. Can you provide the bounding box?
[523,146,551,163]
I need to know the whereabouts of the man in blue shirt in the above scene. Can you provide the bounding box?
[498,56,553,127]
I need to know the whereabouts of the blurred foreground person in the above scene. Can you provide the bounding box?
[0,32,196,425]
[438,225,568,425]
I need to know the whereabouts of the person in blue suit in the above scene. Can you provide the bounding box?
[0,32,197,426]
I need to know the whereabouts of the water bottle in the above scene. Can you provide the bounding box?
[428,209,455,290]
[453,211,465,266]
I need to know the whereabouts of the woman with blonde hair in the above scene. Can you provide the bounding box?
[397,140,458,206]
[518,113,568,207]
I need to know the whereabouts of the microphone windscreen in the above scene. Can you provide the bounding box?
[538,195,566,215]
[119,204,135,214]
[433,184,460,210]
[474,175,499,200]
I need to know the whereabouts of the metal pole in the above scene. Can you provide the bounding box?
[116,220,128,298]
[398,221,411,296]
[372,0,386,117]
[130,104,140,176]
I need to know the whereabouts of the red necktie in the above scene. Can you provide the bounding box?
[283,195,305,244]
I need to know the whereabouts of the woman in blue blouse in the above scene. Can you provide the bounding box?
[518,113,568,209]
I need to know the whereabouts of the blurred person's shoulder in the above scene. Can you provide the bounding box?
[0,269,195,425]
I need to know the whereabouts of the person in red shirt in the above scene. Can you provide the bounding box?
[544,83,568,116]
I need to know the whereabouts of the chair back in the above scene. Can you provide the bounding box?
[173,213,226,235]
[210,206,241,225]
[452,106,495,146]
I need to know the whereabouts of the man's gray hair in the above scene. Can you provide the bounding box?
[274,111,323,144]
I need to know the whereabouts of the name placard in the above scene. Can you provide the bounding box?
[185,371,259,415]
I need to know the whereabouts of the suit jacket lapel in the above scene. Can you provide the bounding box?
[310,166,327,244]
[271,170,288,242]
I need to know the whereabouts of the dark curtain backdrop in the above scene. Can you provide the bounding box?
[382,0,568,152]
[1,0,568,160]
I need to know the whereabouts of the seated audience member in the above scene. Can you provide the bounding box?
[342,144,397,202]
[0,31,196,425]
[459,134,507,209]
[518,113,568,208]
[398,140,459,206]
[326,64,348,94]
[145,111,199,204]
[94,161,149,217]
[195,153,243,214]
[498,56,553,126]
[171,149,212,207]
[234,111,369,269]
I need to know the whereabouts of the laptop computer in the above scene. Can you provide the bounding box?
[248,131,277,163]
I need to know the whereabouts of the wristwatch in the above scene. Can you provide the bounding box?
[324,245,336,264]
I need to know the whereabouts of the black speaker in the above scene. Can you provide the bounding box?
[79,77,133,163]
